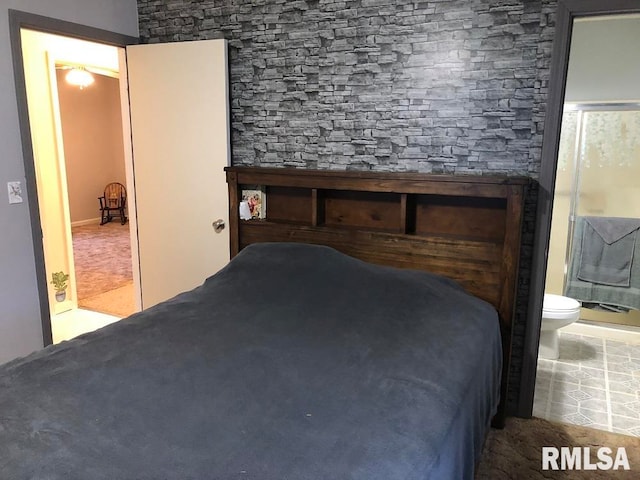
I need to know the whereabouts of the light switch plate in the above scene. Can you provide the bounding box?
[8,181,23,204]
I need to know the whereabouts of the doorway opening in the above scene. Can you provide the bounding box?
[20,28,140,343]
[11,10,232,354]
[520,0,640,422]
[531,14,640,437]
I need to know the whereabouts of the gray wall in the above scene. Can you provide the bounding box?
[138,0,558,413]
[140,0,555,176]
[0,1,138,365]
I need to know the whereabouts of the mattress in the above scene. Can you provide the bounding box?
[0,242,502,479]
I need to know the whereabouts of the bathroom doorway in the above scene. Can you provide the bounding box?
[531,14,640,437]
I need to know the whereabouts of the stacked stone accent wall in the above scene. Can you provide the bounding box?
[137,0,559,413]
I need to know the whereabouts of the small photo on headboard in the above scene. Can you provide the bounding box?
[241,187,266,219]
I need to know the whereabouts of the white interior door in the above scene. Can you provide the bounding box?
[126,39,231,309]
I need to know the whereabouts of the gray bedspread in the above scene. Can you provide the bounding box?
[0,243,501,480]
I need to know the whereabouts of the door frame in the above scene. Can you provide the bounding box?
[8,10,138,346]
[519,0,640,417]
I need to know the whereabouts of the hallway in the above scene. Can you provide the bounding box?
[72,222,134,318]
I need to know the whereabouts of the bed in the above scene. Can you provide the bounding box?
[0,167,526,479]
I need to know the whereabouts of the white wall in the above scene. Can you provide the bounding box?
[0,1,138,365]
[566,16,640,103]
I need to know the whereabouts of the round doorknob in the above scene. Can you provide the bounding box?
[212,219,225,233]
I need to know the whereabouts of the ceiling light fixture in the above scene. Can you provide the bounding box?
[65,67,95,89]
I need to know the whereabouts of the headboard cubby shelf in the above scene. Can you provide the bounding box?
[226,166,529,426]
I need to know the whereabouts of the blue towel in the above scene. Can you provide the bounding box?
[565,217,640,312]
[577,217,640,286]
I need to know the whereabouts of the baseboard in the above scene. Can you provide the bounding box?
[71,217,101,227]
[563,320,640,344]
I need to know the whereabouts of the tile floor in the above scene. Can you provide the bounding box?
[534,331,640,437]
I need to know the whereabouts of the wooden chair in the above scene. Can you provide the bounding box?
[99,182,127,225]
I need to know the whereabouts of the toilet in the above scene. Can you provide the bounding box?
[539,294,581,360]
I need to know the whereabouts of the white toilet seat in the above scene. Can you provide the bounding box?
[543,294,581,320]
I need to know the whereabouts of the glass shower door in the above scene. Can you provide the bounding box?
[573,108,640,326]
[575,109,640,218]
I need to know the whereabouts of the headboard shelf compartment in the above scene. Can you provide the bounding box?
[226,166,528,426]
[320,189,403,233]
[411,194,508,241]
[265,186,311,225]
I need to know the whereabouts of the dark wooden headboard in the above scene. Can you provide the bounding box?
[226,166,527,425]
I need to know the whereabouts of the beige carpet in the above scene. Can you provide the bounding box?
[476,417,640,479]
[72,222,135,318]
[77,282,135,318]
